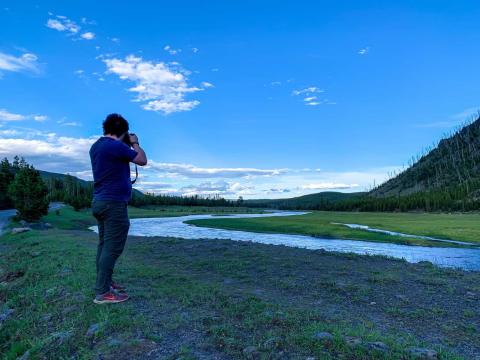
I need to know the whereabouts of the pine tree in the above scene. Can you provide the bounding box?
[0,158,14,209]
[8,162,49,221]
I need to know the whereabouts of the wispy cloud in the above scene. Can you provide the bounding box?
[292,86,323,96]
[292,86,332,106]
[46,17,80,34]
[57,118,82,127]
[103,55,209,114]
[164,45,181,55]
[0,109,47,122]
[0,52,40,76]
[46,14,95,40]
[147,161,286,178]
[414,107,480,128]
[80,32,95,40]
[358,47,369,55]
[302,182,359,190]
[451,107,479,121]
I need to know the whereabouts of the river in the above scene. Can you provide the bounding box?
[89,211,480,271]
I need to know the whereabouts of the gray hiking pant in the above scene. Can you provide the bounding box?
[92,200,130,295]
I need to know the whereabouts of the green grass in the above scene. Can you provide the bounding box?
[41,205,264,230]
[186,210,480,247]
[1,206,478,358]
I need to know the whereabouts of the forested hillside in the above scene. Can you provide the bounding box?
[371,115,480,197]
[244,115,480,212]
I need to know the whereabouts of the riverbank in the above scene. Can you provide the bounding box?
[186,211,480,247]
[0,208,478,359]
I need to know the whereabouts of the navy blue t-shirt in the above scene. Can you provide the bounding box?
[89,137,138,202]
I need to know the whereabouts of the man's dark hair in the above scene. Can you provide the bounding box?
[103,113,129,137]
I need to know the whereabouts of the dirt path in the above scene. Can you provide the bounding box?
[0,202,64,236]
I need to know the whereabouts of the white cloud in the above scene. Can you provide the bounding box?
[292,86,333,107]
[33,115,48,122]
[358,47,369,55]
[201,81,214,88]
[292,86,323,96]
[46,14,96,41]
[103,55,206,114]
[164,45,181,55]
[46,16,80,34]
[0,109,25,121]
[192,47,199,53]
[57,119,82,127]
[0,109,47,122]
[80,32,95,40]
[179,180,254,197]
[0,52,40,75]
[415,107,480,128]
[451,107,479,121]
[147,161,286,178]
[302,182,359,190]
[0,130,97,174]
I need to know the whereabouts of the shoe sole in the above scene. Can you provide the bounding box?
[93,296,129,304]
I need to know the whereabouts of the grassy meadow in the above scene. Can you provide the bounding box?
[187,210,480,247]
[0,206,479,359]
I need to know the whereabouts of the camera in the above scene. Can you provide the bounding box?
[122,132,135,147]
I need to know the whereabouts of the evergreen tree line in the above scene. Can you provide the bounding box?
[246,179,480,212]
[0,156,240,213]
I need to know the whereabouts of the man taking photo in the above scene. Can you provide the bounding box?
[89,113,147,304]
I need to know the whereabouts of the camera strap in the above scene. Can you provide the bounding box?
[131,164,138,184]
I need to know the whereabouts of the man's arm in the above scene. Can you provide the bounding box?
[129,134,147,166]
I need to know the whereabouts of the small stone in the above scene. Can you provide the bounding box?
[11,227,31,234]
[263,337,281,350]
[344,336,362,347]
[369,302,376,305]
[41,313,52,322]
[0,308,14,323]
[17,350,30,360]
[51,330,73,345]
[107,337,123,347]
[62,305,78,315]
[242,345,259,359]
[366,341,389,352]
[86,323,102,338]
[466,291,476,299]
[407,347,438,359]
[58,267,72,277]
[30,251,41,258]
[312,331,334,342]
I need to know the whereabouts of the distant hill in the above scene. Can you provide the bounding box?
[37,170,145,198]
[244,191,366,210]
[371,115,480,198]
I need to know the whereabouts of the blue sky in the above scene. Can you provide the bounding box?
[0,1,479,199]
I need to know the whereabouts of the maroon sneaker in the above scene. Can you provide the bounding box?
[111,281,127,292]
[93,290,129,304]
